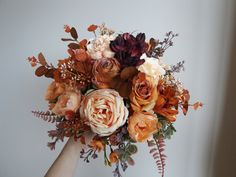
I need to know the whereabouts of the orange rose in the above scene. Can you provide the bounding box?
[92,58,120,88]
[45,81,65,101]
[51,91,82,116]
[128,112,158,142]
[109,152,119,163]
[129,72,158,111]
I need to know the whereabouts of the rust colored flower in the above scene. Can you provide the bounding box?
[45,81,66,101]
[92,58,120,89]
[27,56,37,67]
[90,139,104,152]
[74,49,89,62]
[57,58,93,89]
[64,110,75,121]
[109,152,119,164]
[180,89,190,115]
[129,72,158,111]
[64,25,71,33]
[87,24,98,32]
[154,85,179,122]
[192,102,203,110]
[128,112,158,142]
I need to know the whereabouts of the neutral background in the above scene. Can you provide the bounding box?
[0,0,235,177]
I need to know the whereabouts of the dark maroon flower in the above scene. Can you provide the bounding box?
[110,33,148,68]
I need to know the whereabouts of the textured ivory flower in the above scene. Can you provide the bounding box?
[128,112,158,142]
[52,91,82,116]
[80,89,128,136]
[87,34,115,60]
[92,58,120,88]
[129,72,158,112]
[138,54,165,84]
[45,81,65,101]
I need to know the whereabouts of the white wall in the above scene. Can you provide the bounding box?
[0,0,235,177]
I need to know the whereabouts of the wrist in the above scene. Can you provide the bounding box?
[66,137,82,151]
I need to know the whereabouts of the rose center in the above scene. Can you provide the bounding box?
[137,82,150,98]
[92,100,114,127]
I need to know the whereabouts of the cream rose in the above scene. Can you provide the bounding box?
[52,91,82,116]
[80,89,128,136]
[138,54,166,84]
[87,34,115,60]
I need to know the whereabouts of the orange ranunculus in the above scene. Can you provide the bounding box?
[128,112,158,142]
[154,85,179,122]
[129,72,158,111]
[109,152,119,164]
[92,58,120,89]
[90,139,104,152]
[45,81,65,101]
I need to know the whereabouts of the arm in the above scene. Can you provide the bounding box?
[44,137,82,177]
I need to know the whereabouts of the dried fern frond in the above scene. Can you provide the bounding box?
[31,110,63,123]
[147,137,166,177]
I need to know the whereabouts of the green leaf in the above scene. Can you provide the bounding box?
[127,144,137,154]
[121,153,130,162]
[153,120,177,139]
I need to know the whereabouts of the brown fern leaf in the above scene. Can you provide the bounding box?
[31,110,62,123]
[147,138,166,177]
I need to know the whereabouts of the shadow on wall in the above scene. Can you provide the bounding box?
[212,5,236,177]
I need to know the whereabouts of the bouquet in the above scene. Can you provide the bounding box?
[27,24,202,177]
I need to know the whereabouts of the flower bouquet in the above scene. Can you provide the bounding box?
[28,24,202,177]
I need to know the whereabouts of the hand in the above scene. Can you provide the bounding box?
[44,133,94,177]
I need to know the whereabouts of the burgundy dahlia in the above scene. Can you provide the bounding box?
[110,33,148,68]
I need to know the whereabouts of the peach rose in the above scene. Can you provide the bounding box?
[128,112,158,142]
[51,91,82,116]
[80,89,128,136]
[45,81,65,101]
[92,58,120,88]
[129,72,158,111]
